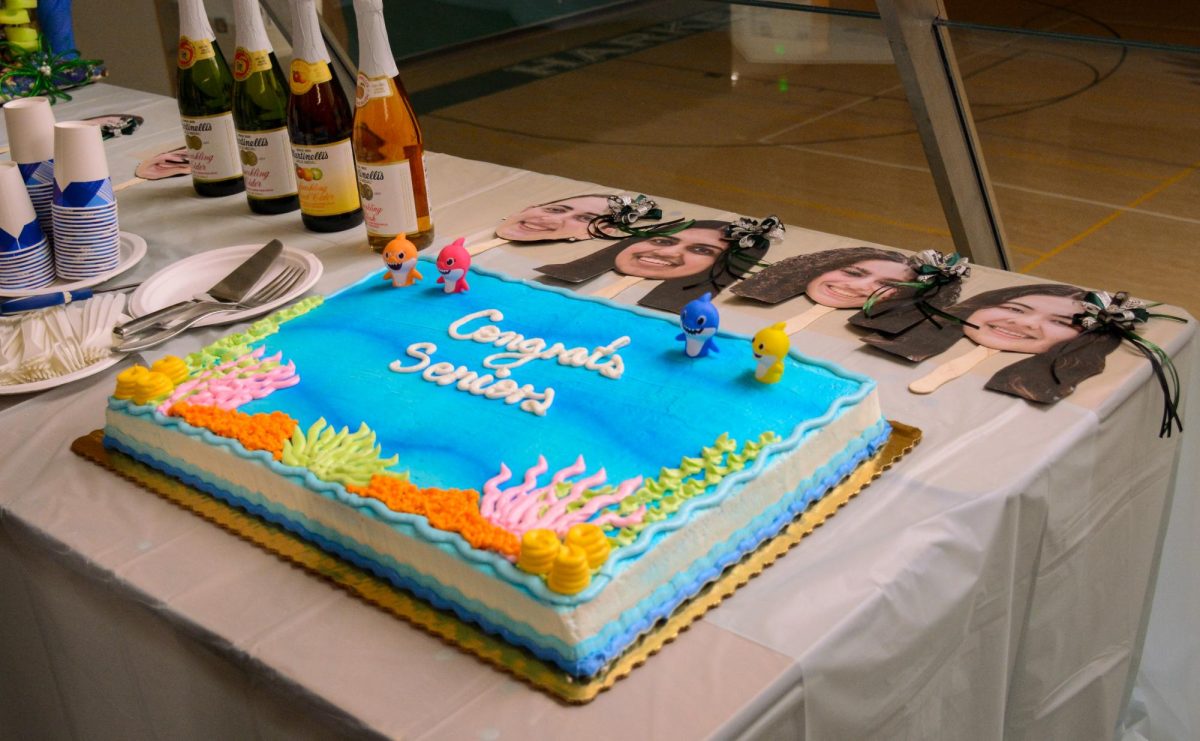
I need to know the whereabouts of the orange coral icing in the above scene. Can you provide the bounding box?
[348,475,521,559]
[169,402,298,460]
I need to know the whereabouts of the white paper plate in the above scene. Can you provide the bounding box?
[0,231,148,298]
[129,243,322,328]
[0,353,123,395]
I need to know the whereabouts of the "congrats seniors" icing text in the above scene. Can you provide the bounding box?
[388,308,630,416]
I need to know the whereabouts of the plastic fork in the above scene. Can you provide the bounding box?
[115,266,305,353]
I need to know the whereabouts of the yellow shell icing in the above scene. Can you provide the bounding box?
[132,371,175,405]
[516,529,560,575]
[565,523,611,569]
[113,365,149,400]
[547,544,591,594]
[151,355,190,385]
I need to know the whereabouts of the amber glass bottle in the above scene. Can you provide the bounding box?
[286,0,363,232]
[177,0,245,197]
[232,0,298,214]
[351,0,433,251]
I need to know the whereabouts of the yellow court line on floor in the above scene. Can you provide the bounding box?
[1020,160,1200,274]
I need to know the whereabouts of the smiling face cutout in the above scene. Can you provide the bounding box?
[494,195,611,242]
[805,258,916,309]
[962,293,1083,354]
[612,225,729,281]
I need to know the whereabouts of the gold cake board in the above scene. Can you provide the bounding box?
[72,422,920,704]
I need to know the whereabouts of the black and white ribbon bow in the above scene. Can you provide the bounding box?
[588,194,692,239]
[1070,291,1184,437]
[724,215,785,251]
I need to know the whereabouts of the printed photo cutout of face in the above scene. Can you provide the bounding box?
[962,293,1084,354]
[612,225,729,281]
[494,195,611,242]
[134,146,191,181]
[805,258,916,309]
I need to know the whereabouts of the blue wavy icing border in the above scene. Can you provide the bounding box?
[104,419,888,677]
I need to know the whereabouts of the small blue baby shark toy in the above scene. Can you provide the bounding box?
[678,292,720,358]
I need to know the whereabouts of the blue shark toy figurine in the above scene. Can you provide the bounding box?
[678,292,720,358]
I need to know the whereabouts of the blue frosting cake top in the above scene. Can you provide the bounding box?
[240,265,868,490]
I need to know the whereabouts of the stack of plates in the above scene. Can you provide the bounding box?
[52,178,119,281]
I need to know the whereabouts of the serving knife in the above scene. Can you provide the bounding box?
[115,239,283,337]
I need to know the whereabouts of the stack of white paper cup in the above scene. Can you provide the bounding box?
[0,161,54,290]
[52,122,120,280]
[3,96,56,246]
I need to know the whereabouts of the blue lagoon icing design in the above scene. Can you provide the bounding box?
[240,264,865,491]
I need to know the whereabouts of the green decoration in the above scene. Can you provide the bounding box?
[185,296,324,372]
[608,431,780,548]
[280,417,399,488]
[0,36,103,103]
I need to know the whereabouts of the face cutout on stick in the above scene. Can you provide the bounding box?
[536,219,774,314]
[848,250,971,335]
[134,146,191,181]
[860,283,1141,405]
[732,246,916,308]
[494,194,612,243]
[611,226,729,281]
[81,113,144,140]
[806,258,915,308]
[961,293,1082,354]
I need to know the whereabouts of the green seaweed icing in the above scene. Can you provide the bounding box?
[185,296,325,372]
[606,431,780,548]
[280,417,399,488]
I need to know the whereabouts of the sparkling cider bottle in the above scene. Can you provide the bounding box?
[177,0,245,197]
[232,0,299,214]
[352,0,434,251]
[286,0,363,232]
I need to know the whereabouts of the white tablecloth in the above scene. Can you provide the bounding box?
[0,84,1195,740]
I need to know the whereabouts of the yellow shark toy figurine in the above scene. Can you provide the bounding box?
[382,235,423,287]
[751,322,789,384]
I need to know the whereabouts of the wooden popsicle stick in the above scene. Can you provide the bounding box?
[467,236,508,256]
[590,274,643,299]
[908,346,1000,394]
[783,304,837,334]
[114,177,146,192]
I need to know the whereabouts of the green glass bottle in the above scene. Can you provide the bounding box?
[286,0,363,232]
[232,0,298,214]
[176,0,245,197]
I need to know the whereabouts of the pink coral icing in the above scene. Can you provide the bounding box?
[481,456,647,540]
[156,347,299,414]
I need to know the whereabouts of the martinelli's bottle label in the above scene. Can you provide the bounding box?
[357,155,419,235]
[292,139,359,216]
[181,112,241,183]
[237,127,295,199]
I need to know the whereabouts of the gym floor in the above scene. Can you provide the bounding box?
[394,1,1200,314]
[84,0,1200,313]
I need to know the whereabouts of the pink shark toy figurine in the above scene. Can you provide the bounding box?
[436,237,471,294]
